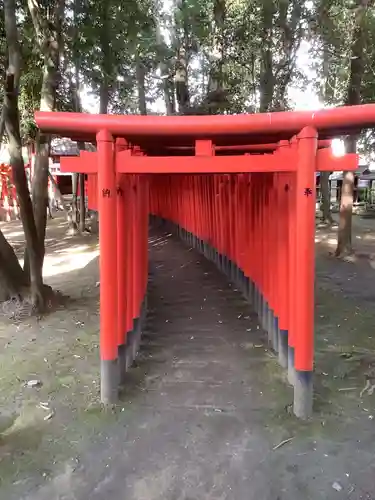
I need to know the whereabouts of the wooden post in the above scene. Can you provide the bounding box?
[293,127,318,419]
[116,139,128,383]
[288,138,298,387]
[97,130,119,404]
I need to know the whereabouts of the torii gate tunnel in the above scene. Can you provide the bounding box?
[35,105,375,418]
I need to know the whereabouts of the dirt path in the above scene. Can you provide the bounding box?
[0,216,375,499]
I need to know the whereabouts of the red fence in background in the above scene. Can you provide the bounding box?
[0,158,90,221]
[0,163,27,221]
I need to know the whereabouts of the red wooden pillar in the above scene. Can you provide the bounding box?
[125,175,134,342]
[293,127,317,419]
[264,174,272,343]
[276,141,290,369]
[116,139,128,382]
[128,175,137,358]
[269,173,278,351]
[97,130,119,404]
[288,138,298,386]
[248,175,255,303]
[253,177,260,312]
[260,177,266,326]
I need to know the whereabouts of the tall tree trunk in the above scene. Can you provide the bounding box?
[320,171,333,224]
[63,77,79,233]
[0,229,28,300]
[70,0,85,233]
[3,0,45,307]
[175,47,190,114]
[272,0,303,111]
[48,170,70,217]
[28,0,66,270]
[320,47,333,224]
[99,82,109,115]
[336,0,370,256]
[204,0,226,114]
[154,5,175,115]
[99,1,111,115]
[259,1,275,112]
[136,60,147,115]
[0,110,5,146]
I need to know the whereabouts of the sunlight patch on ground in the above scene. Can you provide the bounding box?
[315,235,337,247]
[1,230,24,238]
[362,233,375,241]
[53,244,92,255]
[18,247,99,278]
[43,247,99,278]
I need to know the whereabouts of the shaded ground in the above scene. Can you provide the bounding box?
[0,214,375,499]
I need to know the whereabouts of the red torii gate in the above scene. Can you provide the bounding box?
[35,105,372,418]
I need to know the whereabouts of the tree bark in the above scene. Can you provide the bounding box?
[319,45,333,224]
[204,0,227,114]
[136,60,147,115]
[0,109,5,146]
[320,171,333,224]
[3,0,45,308]
[67,65,86,233]
[28,0,66,268]
[0,228,28,300]
[175,48,190,114]
[336,0,371,256]
[272,0,303,111]
[259,1,275,112]
[155,9,175,115]
[48,170,71,217]
[99,1,111,115]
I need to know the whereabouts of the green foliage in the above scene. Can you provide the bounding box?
[0,0,6,81]
[2,0,375,155]
[66,0,158,113]
[18,10,43,140]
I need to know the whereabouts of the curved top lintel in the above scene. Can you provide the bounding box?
[35,104,375,145]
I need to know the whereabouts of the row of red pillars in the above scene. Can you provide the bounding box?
[92,132,149,402]
[149,129,353,418]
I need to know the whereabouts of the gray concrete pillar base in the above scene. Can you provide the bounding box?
[141,297,148,323]
[266,306,272,342]
[131,319,140,359]
[287,346,296,386]
[272,314,279,353]
[249,280,254,305]
[101,358,119,404]
[293,370,313,419]
[118,344,128,384]
[127,329,136,362]
[254,287,259,316]
[231,263,236,284]
[125,333,133,369]
[244,277,249,300]
[134,317,142,355]
[278,329,288,369]
[262,300,268,335]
